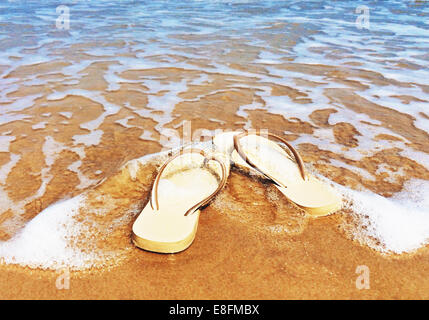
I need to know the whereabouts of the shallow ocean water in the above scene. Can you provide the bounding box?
[0,0,429,270]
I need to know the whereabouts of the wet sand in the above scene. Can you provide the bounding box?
[2,0,429,297]
[1,62,429,299]
[1,172,429,299]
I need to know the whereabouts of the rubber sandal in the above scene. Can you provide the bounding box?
[132,148,229,253]
[213,130,342,217]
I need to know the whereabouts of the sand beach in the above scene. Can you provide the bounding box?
[1,0,429,299]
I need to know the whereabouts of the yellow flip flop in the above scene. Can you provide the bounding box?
[132,148,229,253]
[214,130,342,217]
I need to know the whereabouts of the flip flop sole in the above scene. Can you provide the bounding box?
[132,210,200,253]
[275,184,342,217]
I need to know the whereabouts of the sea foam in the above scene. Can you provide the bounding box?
[340,179,429,254]
[0,195,92,270]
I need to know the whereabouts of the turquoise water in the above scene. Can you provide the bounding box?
[1,1,429,66]
[1,1,428,121]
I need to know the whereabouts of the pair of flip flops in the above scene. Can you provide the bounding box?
[132,131,342,253]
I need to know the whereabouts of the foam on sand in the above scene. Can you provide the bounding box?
[0,139,429,271]
[72,130,104,147]
[340,179,429,254]
[0,149,171,270]
[0,195,94,270]
[0,135,15,152]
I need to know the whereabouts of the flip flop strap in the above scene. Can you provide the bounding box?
[233,130,307,184]
[150,148,228,216]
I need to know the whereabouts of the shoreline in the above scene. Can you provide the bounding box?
[2,0,429,299]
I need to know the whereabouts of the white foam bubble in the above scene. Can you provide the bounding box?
[72,130,103,147]
[115,116,134,128]
[340,179,429,254]
[42,136,66,166]
[59,111,73,119]
[0,195,96,270]
[0,135,15,152]
[139,130,156,141]
[329,159,375,181]
[32,121,47,130]
[67,160,100,190]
